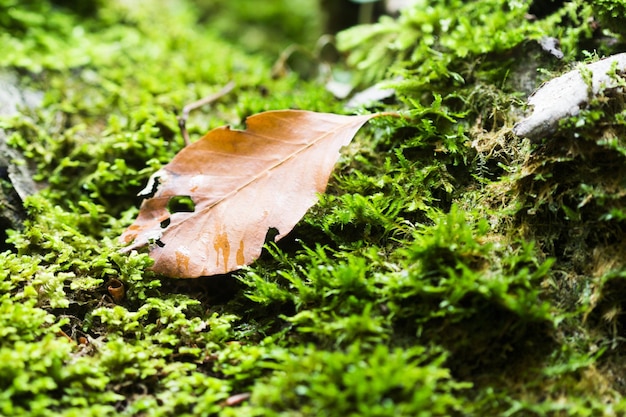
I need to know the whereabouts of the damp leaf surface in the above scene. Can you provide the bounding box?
[120,110,388,278]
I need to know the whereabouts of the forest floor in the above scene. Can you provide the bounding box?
[2,0,626,416]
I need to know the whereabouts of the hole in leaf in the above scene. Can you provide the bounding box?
[138,175,160,199]
[160,218,171,228]
[264,227,280,243]
[167,195,195,214]
[148,237,166,247]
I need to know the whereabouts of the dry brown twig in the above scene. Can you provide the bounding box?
[178,81,235,146]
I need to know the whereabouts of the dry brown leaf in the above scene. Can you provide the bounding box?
[120,110,389,278]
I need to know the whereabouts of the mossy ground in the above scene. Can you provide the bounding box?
[2,0,626,415]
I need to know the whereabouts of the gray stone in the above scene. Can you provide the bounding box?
[513,53,626,140]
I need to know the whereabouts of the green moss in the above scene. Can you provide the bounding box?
[2,0,626,415]
[241,344,471,416]
[337,0,541,91]
[189,0,323,55]
[592,0,626,37]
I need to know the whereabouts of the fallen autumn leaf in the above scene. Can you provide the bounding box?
[120,110,391,278]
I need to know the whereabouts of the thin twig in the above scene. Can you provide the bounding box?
[56,329,75,343]
[223,392,251,407]
[178,81,235,146]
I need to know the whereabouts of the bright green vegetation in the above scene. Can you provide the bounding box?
[2,0,626,415]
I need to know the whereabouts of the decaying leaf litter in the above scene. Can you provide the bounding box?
[3,0,626,416]
[121,110,393,278]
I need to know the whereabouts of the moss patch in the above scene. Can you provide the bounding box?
[3,0,626,415]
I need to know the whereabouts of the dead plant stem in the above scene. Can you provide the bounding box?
[178,81,235,146]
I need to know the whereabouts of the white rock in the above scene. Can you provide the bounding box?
[513,53,626,140]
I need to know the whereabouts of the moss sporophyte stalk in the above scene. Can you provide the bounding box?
[2,0,626,415]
